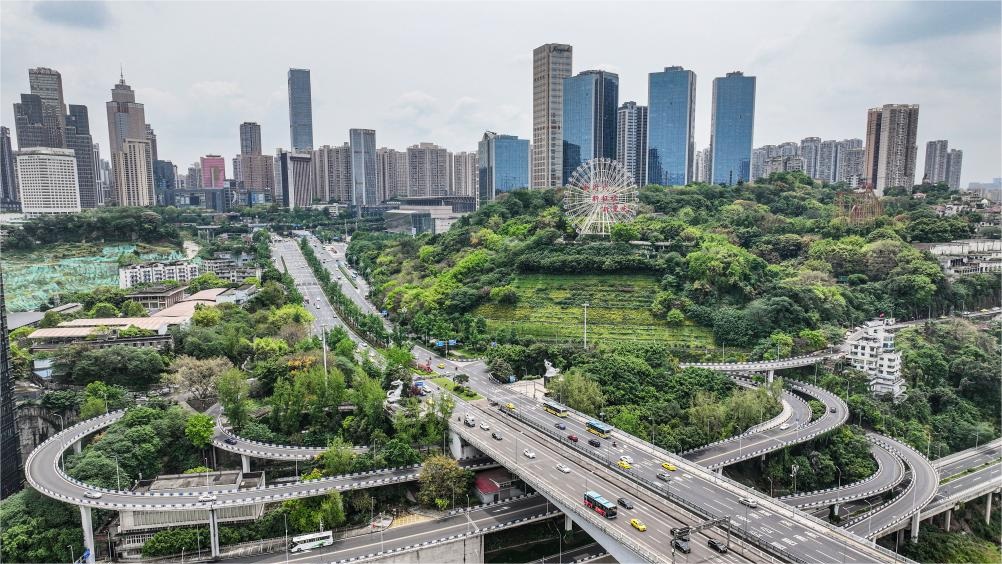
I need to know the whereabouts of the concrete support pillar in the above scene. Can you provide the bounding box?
[73,440,82,454]
[208,508,220,559]
[833,503,840,516]
[241,454,250,474]
[79,506,96,563]
[767,370,775,384]
[943,508,951,532]
[896,528,904,547]
[910,512,920,543]
[565,514,573,532]
[985,493,993,524]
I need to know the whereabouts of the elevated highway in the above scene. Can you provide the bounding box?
[780,436,906,509]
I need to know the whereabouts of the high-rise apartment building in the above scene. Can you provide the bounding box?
[616,102,648,186]
[200,155,226,188]
[646,66,696,186]
[763,155,805,176]
[864,104,919,195]
[238,154,275,193]
[835,139,864,185]
[710,72,756,185]
[349,129,378,206]
[376,147,408,202]
[750,146,769,181]
[562,70,618,183]
[945,149,963,190]
[276,149,315,208]
[692,147,711,183]
[145,123,158,163]
[288,69,314,152]
[451,151,479,197]
[1,127,19,210]
[313,143,353,203]
[240,122,263,155]
[64,104,97,208]
[924,140,949,184]
[532,43,572,189]
[777,142,799,157]
[817,140,838,183]
[14,147,81,216]
[800,137,821,179]
[479,131,530,204]
[112,139,155,207]
[406,143,450,198]
[187,162,202,189]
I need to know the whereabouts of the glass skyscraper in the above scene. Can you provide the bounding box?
[349,128,378,206]
[647,66,696,186]
[478,131,529,204]
[561,70,618,184]
[710,71,756,185]
[288,69,314,152]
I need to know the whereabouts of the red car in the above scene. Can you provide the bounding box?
[567,434,579,442]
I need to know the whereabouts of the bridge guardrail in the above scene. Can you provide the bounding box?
[780,436,906,508]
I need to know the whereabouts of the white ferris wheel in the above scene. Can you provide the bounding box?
[563,158,639,236]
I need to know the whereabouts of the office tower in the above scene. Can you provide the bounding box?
[750,147,769,180]
[112,139,155,206]
[232,157,242,182]
[0,267,23,500]
[187,162,202,189]
[288,69,314,152]
[275,149,315,208]
[710,72,756,185]
[237,154,275,193]
[13,94,63,149]
[14,147,81,216]
[27,67,66,142]
[924,140,949,183]
[479,131,530,204]
[107,75,150,205]
[95,148,112,205]
[313,143,353,203]
[646,66,696,186]
[800,137,821,179]
[863,104,919,194]
[562,70,619,183]
[816,140,838,183]
[406,142,450,198]
[376,147,408,201]
[451,151,479,197]
[153,160,178,190]
[200,155,226,188]
[64,104,97,208]
[945,149,963,190]
[616,102,648,186]
[835,138,864,184]
[240,122,263,155]
[1,127,18,210]
[532,43,572,189]
[349,129,378,206]
[144,124,157,163]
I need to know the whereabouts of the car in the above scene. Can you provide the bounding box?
[555,422,566,430]
[738,497,759,508]
[479,422,490,431]
[619,455,634,464]
[224,437,238,445]
[556,463,571,474]
[661,462,677,471]
[567,434,579,442]
[84,491,103,499]
[829,407,837,413]
[707,538,729,553]
[617,497,634,509]
[437,363,446,369]
[670,527,690,540]
[588,438,601,447]
[630,518,647,532]
[492,432,503,441]
[315,303,320,309]
[779,423,790,430]
[199,494,217,502]
[616,459,632,470]
[523,449,536,459]
[505,402,516,411]
[671,538,691,554]
[656,471,672,481]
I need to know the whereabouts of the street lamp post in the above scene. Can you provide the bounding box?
[68,545,74,563]
[836,466,843,489]
[582,302,589,349]
[112,455,121,490]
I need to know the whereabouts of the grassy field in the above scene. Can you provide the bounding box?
[431,377,482,400]
[474,273,715,350]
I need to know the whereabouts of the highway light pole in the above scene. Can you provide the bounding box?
[112,454,121,490]
[836,466,843,488]
[582,302,589,349]
[321,322,329,392]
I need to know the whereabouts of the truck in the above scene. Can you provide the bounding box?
[464,414,476,427]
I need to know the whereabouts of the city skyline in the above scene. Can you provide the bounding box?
[1,1,999,187]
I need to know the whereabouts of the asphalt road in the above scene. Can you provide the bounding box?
[932,462,1001,502]
[933,439,1002,477]
[271,237,343,337]
[780,439,906,509]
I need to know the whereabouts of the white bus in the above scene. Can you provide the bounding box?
[290,531,334,553]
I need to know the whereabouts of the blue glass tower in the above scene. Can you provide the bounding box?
[478,131,530,204]
[710,71,756,185]
[647,66,696,186]
[561,70,618,184]
[287,69,314,152]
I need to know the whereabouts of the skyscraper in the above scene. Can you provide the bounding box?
[479,131,530,204]
[276,149,315,208]
[693,147,712,183]
[924,140,949,184]
[945,149,963,190]
[153,160,178,190]
[532,43,572,189]
[710,71,756,185]
[835,139,864,184]
[288,69,314,152]
[863,104,919,194]
[799,137,821,180]
[27,67,66,141]
[817,140,838,183]
[313,143,353,203]
[349,129,378,206]
[112,139,155,206]
[240,122,263,155]
[14,147,81,216]
[107,74,151,205]
[13,94,62,149]
[406,143,450,198]
[376,147,408,201]
[562,70,618,183]
[647,66,696,186]
[1,127,19,210]
[65,104,97,208]
[616,102,648,186]
[0,267,23,500]
[200,155,226,188]
[451,151,479,197]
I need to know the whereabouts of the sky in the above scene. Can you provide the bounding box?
[2,1,1000,186]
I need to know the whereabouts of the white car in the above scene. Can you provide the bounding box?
[619,455,634,464]
[556,463,571,474]
[83,491,102,499]
[479,422,490,431]
[199,494,217,502]
[738,497,758,508]
[523,449,536,459]
[779,423,790,430]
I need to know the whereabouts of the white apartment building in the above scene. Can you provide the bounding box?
[848,318,907,400]
[14,147,81,216]
[119,260,200,289]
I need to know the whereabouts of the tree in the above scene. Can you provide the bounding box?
[487,358,514,382]
[216,369,251,429]
[54,345,165,387]
[547,369,605,416]
[184,414,215,449]
[380,437,421,467]
[171,355,233,402]
[188,272,229,292]
[89,302,120,318]
[119,300,149,317]
[317,437,356,476]
[192,305,223,327]
[417,455,472,508]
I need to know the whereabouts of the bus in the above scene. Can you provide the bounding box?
[290,531,334,553]
[542,400,569,417]
[586,420,614,438]
[583,490,617,519]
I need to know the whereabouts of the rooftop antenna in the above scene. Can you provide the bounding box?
[119,64,124,83]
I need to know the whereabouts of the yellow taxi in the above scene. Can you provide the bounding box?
[437,363,446,369]
[630,518,647,532]
[616,459,632,470]
[661,462,677,471]
[505,402,516,411]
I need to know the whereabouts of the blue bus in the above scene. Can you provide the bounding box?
[583,490,617,519]
[586,420,614,438]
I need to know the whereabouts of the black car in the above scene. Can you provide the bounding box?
[555,422,566,430]
[492,432,503,441]
[224,437,237,445]
[707,538,728,553]
[588,438,601,447]
[671,539,691,554]
[617,497,634,509]
[829,407,837,413]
